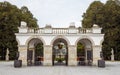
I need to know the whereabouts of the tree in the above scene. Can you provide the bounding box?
[20,6,38,28]
[0,1,38,60]
[82,1,104,28]
[82,0,120,60]
[99,0,120,60]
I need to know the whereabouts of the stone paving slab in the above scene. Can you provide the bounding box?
[0,61,120,75]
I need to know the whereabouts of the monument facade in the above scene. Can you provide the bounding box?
[15,21,104,66]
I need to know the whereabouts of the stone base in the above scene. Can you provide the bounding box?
[14,60,22,68]
[98,60,105,68]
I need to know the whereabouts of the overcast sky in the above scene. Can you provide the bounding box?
[1,0,106,27]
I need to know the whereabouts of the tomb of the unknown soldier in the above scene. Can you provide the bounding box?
[15,21,104,67]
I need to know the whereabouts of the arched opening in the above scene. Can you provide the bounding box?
[52,38,68,66]
[77,39,93,66]
[27,38,43,66]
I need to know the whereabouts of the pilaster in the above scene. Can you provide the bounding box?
[18,45,27,66]
[43,45,52,66]
[92,45,102,66]
[68,45,77,66]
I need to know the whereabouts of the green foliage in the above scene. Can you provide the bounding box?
[77,42,85,56]
[35,43,43,57]
[82,1,104,28]
[20,6,38,28]
[0,1,38,60]
[55,58,65,61]
[82,0,120,60]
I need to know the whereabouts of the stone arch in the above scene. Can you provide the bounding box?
[76,38,93,51]
[76,36,94,65]
[51,35,70,46]
[75,36,95,46]
[51,36,70,66]
[26,36,44,66]
[25,36,45,46]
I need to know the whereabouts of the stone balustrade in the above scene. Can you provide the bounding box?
[18,21,101,34]
[27,27,93,34]
[52,28,68,34]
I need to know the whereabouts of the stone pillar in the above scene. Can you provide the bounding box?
[18,45,27,66]
[92,45,101,66]
[6,48,9,61]
[111,49,114,61]
[43,45,52,66]
[68,45,77,66]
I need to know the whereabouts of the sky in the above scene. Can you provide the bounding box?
[0,0,106,27]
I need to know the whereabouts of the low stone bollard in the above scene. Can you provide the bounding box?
[98,60,105,68]
[14,60,22,68]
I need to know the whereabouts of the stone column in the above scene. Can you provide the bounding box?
[6,48,9,61]
[111,48,114,61]
[18,45,27,66]
[68,45,77,66]
[92,45,102,66]
[43,45,52,66]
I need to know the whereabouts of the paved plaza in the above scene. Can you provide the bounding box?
[0,61,120,75]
